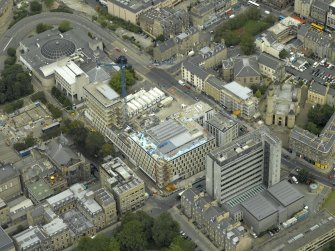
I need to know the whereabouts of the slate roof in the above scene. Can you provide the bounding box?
[258,53,283,70]
[309,82,327,96]
[234,56,260,78]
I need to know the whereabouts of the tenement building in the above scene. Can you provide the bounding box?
[206,127,281,204]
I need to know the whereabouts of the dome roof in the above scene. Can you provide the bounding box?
[41,39,76,60]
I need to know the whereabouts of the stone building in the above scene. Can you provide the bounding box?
[265,84,301,129]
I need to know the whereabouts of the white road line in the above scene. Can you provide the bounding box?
[3,37,13,52]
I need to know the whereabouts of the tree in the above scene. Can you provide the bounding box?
[279,49,289,59]
[255,89,262,98]
[85,131,105,157]
[117,220,147,251]
[122,211,154,241]
[152,213,180,248]
[58,20,72,33]
[168,236,196,251]
[110,238,120,251]
[240,34,255,55]
[43,0,55,8]
[30,0,42,13]
[99,143,114,158]
[7,48,16,57]
[74,235,111,251]
[156,34,165,42]
[109,69,136,94]
[36,23,53,33]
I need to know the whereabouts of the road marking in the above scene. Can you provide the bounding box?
[3,37,13,52]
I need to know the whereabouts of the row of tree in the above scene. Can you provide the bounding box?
[0,48,33,106]
[51,87,72,108]
[61,119,113,161]
[10,0,42,27]
[74,211,195,251]
[31,91,62,119]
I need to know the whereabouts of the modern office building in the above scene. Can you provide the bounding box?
[129,102,215,188]
[100,157,146,215]
[206,127,281,204]
[220,81,258,119]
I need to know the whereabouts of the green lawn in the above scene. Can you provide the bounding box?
[322,189,335,215]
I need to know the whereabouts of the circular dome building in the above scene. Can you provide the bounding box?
[41,39,76,60]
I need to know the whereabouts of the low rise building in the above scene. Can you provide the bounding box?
[310,0,332,24]
[258,53,285,82]
[205,113,239,147]
[241,180,304,235]
[289,112,335,168]
[139,8,189,39]
[267,17,301,43]
[107,0,182,24]
[189,44,227,69]
[255,32,285,59]
[45,135,91,186]
[100,158,145,216]
[0,198,10,226]
[26,179,55,204]
[308,82,329,105]
[265,84,301,129]
[54,60,89,102]
[0,164,22,202]
[327,1,335,29]
[263,0,294,9]
[94,188,118,224]
[220,81,258,119]
[203,76,225,101]
[181,61,211,91]
[294,0,313,18]
[13,226,50,251]
[42,217,71,251]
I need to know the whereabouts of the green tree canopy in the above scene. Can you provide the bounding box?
[100,143,114,158]
[117,220,147,251]
[85,131,105,157]
[30,0,42,13]
[109,69,136,94]
[58,20,72,33]
[240,34,256,55]
[7,48,16,57]
[279,49,289,59]
[74,235,111,251]
[152,213,180,248]
[36,23,53,33]
[168,236,196,251]
[122,211,154,241]
[255,89,262,98]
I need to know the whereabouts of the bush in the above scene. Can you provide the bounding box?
[30,1,42,13]
[3,99,24,113]
[50,4,73,13]
[58,20,72,33]
[7,48,16,57]
[4,56,16,66]
[51,87,72,108]
[36,23,53,33]
[43,0,55,8]
[47,103,62,119]
[14,133,36,151]
[31,91,47,104]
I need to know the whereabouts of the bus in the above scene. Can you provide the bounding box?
[311,23,324,31]
[248,0,260,7]
[42,122,60,133]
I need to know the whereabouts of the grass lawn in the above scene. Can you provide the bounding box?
[322,189,335,215]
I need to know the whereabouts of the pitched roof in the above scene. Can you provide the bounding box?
[182,61,210,80]
[234,56,260,78]
[258,53,283,70]
[309,82,327,96]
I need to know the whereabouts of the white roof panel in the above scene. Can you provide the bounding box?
[223,81,252,100]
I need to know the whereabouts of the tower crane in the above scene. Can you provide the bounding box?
[97,55,129,127]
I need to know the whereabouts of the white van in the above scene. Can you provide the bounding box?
[292,176,298,184]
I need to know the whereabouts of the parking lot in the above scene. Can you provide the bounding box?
[286,60,335,88]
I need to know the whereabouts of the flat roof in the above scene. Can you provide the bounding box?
[0,164,18,184]
[223,81,253,100]
[84,82,120,108]
[13,226,48,250]
[55,61,85,85]
[43,217,68,236]
[242,193,277,221]
[268,180,304,207]
[26,179,55,202]
[46,189,74,208]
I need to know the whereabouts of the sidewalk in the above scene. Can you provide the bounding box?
[169,206,218,251]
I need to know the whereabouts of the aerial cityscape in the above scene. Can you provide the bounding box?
[1,0,335,250]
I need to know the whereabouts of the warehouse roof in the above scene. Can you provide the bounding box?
[242,193,277,220]
[268,180,304,207]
